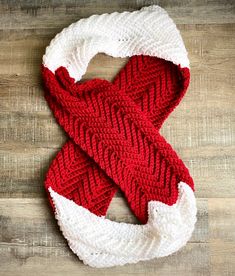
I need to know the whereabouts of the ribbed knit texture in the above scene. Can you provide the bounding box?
[43,55,193,223]
[42,5,197,267]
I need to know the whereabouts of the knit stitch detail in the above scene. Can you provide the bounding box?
[42,5,197,267]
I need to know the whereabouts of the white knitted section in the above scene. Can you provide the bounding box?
[49,182,197,268]
[43,5,189,81]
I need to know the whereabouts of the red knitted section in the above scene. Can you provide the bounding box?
[43,55,193,224]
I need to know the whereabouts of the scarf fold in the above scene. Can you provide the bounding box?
[42,5,197,268]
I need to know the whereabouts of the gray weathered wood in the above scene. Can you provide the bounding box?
[0,198,209,275]
[0,0,235,30]
[0,1,234,275]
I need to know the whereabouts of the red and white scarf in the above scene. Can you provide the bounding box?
[42,5,197,268]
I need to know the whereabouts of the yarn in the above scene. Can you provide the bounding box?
[42,5,197,267]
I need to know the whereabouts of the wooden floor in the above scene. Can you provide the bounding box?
[0,1,235,275]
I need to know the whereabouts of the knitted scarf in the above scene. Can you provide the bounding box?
[42,5,197,268]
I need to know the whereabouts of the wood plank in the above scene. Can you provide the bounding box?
[210,242,235,276]
[1,197,234,275]
[0,0,234,30]
[209,199,235,275]
[0,198,209,276]
[0,198,208,240]
[0,143,234,199]
[0,24,235,76]
[0,243,210,276]
[209,198,235,242]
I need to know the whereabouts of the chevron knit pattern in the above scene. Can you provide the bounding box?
[42,5,197,267]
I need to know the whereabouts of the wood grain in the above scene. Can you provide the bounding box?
[0,1,234,275]
[0,198,209,276]
[0,0,235,30]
